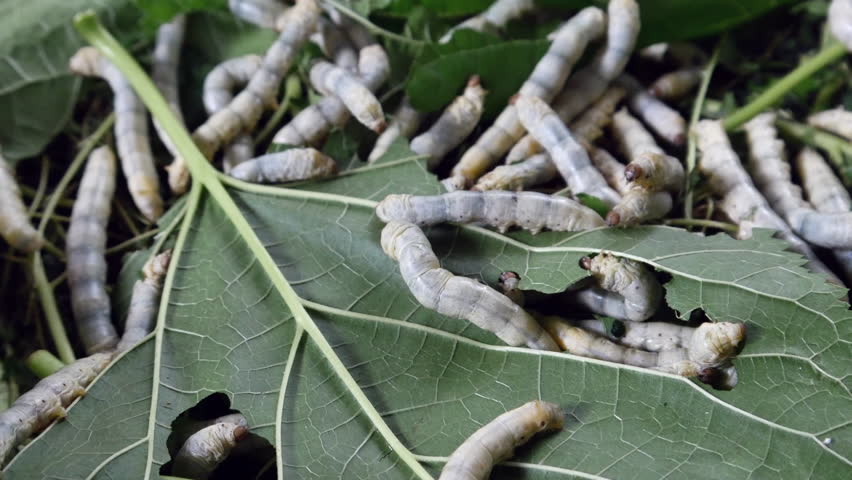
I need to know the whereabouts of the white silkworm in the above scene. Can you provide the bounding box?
[272,45,389,147]
[228,148,336,184]
[439,0,536,43]
[830,0,852,52]
[515,95,621,206]
[638,42,707,65]
[617,74,687,146]
[312,17,358,71]
[611,107,665,160]
[168,0,319,194]
[381,222,559,351]
[69,47,164,221]
[606,189,673,227]
[309,59,386,132]
[368,96,424,163]
[437,400,563,480]
[67,146,119,355]
[0,352,113,465]
[0,151,43,252]
[506,0,640,164]
[203,54,265,173]
[411,76,486,170]
[228,0,285,30]
[376,191,605,234]
[573,318,691,351]
[171,422,249,480]
[796,147,851,213]
[449,7,606,187]
[151,14,187,157]
[589,147,629,194]
[807,107,852,140]
[498,271,525,306]
[116,250,172,353]
[572,252,662,322]
[648,67,702,101]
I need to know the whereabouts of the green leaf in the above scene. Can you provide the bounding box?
[422,0,494,17]
[134,0,226,30]
[576,193,611,218]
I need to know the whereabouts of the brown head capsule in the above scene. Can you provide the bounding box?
[624,163,642,182]
[605,211,621,226]
[697,367,721,386]
[579,256,593,270]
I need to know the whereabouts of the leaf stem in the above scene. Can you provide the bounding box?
[723,42,846,131]
[105,228,159,255]
[256,74,301,145]
[663,218,738,233]
[27,156,50,215]
[26,349,65,378]
[323,0,426,47]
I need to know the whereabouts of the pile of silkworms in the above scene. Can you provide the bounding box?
[2,0,852,476]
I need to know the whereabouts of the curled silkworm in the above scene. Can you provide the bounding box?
[116,250,172,353]
[572,252,662,322]
[449,7,606,187]
[438,400,562,480]
[411,76,486,170]
[796,147,851,214]
[67,146,119,355]
[228,0,285,30]
[69,47,164,221]
[168,0,319,194]
[202,54,265,172]
[0,352,113,465]
[0,151,43,252]
[312,17,358,71]
[807,107,852,140]
[309,59,386,132]
[368,96,424,163]
[151,14,187,157]
[376,191,604,234]
[498,271,525,306]
[617,74,687,146]
[272,45,389,147]
[229,148,337,184]
[381,222,559,350]
[606,190,673,227]
[171,422,249,480]
[439,0,536,43]
[648,68,702,101]
[515,95,620,206]
[830,0,852,52]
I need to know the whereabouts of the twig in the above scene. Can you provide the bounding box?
[27,156,51,215]
[776,118,852,186]
[663,218,738,233]
[323,0,426,47]
[105,228,159,255]
[26,350,65,378]
[256,74,302,145]
[684,41,721,219]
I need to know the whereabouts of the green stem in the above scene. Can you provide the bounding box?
[684,41,721,219]
[324,0,426,47]
[256,74,301,146]
[75,13,433,479]
[26,349,65,378]
[27,156,50,215]
[663,218,738,233]
[723,42,847,131]
[105,228,159,255]
[776,118,852,185]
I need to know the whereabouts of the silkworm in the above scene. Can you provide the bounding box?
[506,0,640,164]
[368,96,424,163]
[203,54,265,172]
[617,74,687,146]
[649,67,702,101]
[325,4,375,49]
[572,252,662,322]
[67,145,119,355]
[573,318,694,351]
[228,148,337,184]
[830,0,852,52]
[0,151,43,252]
[411,76,486,170]
[437,400,562,480]
[589,147,629,194]
[638,42,707,66]
[449,7,606,188]
[439,0,536,43]
[744,113,852,249]
[606,189,673,226]
[515,94,621,206]
[228,0,285,30]
[116,250,172,353]
[498,271,525,306]
[168,0,320,194]
[312,17,358,71]
[309,59,386,132]
[376,191,605,234]
[151,14,187,157]
[69,47,164,221]
[171,422,249,480]
[0,352,113,465]
[807,107,852,140]
[541,315,745,377]
[611,108,683,193]
[271,45,389,147]
[381,222,559,351]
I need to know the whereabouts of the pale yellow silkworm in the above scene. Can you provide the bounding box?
[411,76,486,170]
[203,54,265,173]
[171,422,249,480]
[617,73,687,146]
[69,47,164,221]
[312,16,358,71]
[228,0,285,30]
[449,7,606,187]
[648,67,702,101]
[439,0,536,43]
[168,0,320,194]
[0,352,113,466]
[606,189,673,227]
[0,151,43,252]
[309,58,386,132]
[807,107,852,141]
[116,250,172,353]
[830,0,852,51]
[515,95,621,206]
[376,191,605,234]
[573,252,662,322]
[381,222,559,350]
[151,14,187,157]
[228,148,337,183]
[67,146,119,355]
[368,96,424,164]
[271,45,389,147]
[438,400,563,480]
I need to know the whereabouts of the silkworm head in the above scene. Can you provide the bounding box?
[696,367,721,386]
[233,425,249,442]
[605,211,621,226]
[579,256,593,270]
[467,75,481,87]
[69,47,101,76]
[624,164,643,182]
[375,194,411,223]
[534,401,564,431]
